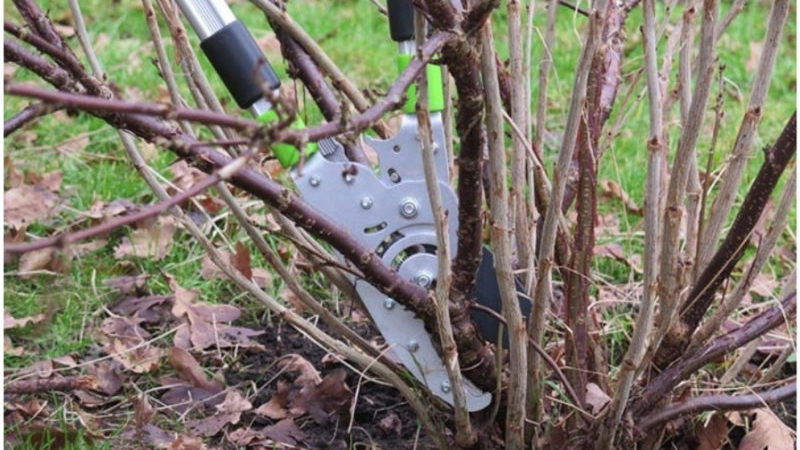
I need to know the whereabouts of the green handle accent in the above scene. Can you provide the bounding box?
[257,110,319,168]
[397,53,444,114]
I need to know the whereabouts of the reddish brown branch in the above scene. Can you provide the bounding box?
[4,38,79,92]
[4,163,235,255]
[5,84,262,131]
[5,375,96,394]
[271,26,370,164]
[3,101,58,135]
[655,112,797,365]
[632,292,796,416]
[637,382,796,433]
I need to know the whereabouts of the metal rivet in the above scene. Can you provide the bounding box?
[309,175,320,187]
[407,340,419,352]
[414,272,433,288]
[400,198,419,219]
[441,380,451,393]
[344,174,355,184]
[383,298,395,310]
[360,196,373,209]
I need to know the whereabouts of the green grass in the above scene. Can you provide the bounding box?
[4,0,796,444]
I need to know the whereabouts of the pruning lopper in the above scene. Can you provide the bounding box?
[175,0,530,411]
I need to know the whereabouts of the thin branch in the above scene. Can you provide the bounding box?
[691,168,796,348]
[606,0,666,433]
[4,158,245,254]
[637,382,795,433]
[698,0,790,272]
[654,0,719,358]
[632,292,796,416]
[5,84,262,131]
[250,0,391,138]
[481,20,527,449]
[3,101,58,135]
[413,11,474,447]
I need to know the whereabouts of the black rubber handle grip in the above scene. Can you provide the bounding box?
[387,0,414,42]
[200,20,280,109]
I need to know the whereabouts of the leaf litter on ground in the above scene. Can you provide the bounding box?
[4,170,62,229]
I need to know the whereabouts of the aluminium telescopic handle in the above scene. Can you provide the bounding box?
[175,0,280,110]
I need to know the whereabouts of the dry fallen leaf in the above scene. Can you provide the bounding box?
[86,199,139,221]
[4,183,59,229]
[291,368,352,424]
[100,316,164,373]
[89,361,122,395]
[695,413,729,450]
[105,274,149,295]
[254,379,290,420]
[585,382,611,415]
[110,295,172,324]
[114,217,176,261]
[161,347,225,413]
[186,390,252,437]
[56,133,90,156]
[262,418,307,447]
[17,248,60,278]
[168,277,263,350]
[15,359,54,379]
[739,408,795,450]
[5,312,46,329]
[279,354,322,389]
[599,179,642,214]
[5,335,25,356]
[167,434,206,450]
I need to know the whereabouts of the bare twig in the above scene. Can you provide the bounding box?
[250,0,391,138]
[531,0,606,420]
[4,159,244,254]
[5,84,262,131]
[690,168,796,348]
[5,375,96,394]
[637,382,795,433]
[654,0,719,355]
[698,0,790,271]
[606,0,666,434]
[481,20,527,449]
[3,101,58,135]
[633,292,796,416]
[414,11,474,447]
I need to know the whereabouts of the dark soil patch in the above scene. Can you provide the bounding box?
[224,318,440,449]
